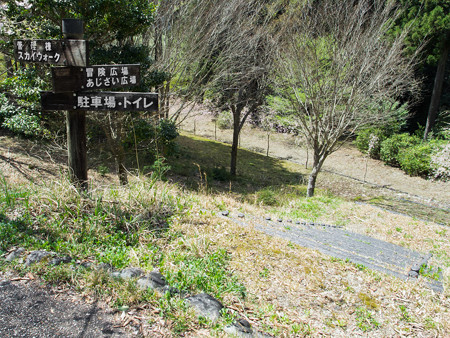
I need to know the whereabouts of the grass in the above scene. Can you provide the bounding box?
[1,132,449,336]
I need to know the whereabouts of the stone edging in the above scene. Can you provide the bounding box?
[2,247,269,337]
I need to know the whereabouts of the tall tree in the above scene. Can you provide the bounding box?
[392,0,450,140]
[192,0,277,176]
[276,0,419,197]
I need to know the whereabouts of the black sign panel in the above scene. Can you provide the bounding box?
[14,39,87,66]
[41,91,158,112]
[51,64,140,93]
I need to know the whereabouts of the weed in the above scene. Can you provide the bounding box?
[97,165,110,176]
[419,265,442,281]
[424,316,437,330]
[435,229,447,236]
[354,263,366,271]
[395,227,402,233]
[158,292,192,334]
[399,305,411,322]
[355,307,380,332]
[256,188,279,206]
[259,267,270,278]
[0,173,30,209]
[292,322,314,335]
[165,248,246,299]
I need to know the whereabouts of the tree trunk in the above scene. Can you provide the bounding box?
[230,107,241,176]
[102,112,128,185]
[424,35,450,141]
[306,153,325,198]
[4,56,13,77]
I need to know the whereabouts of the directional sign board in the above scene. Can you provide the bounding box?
[14,39,87,67]
[41,91,158,112]
[51,64,140,93]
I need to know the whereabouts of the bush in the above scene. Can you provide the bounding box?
[398,143,433,177]
[216,111,233,130]
[0,69,49,138]
[380,133,420,167]
[355,128,387,159]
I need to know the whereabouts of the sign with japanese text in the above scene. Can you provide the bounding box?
[14,39,87,67]
[41,91,158,112]
[51,64,140,93]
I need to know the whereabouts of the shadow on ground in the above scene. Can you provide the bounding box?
[166,134,306,195]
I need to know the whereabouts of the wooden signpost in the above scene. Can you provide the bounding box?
[41,92,158,111]
[14,39,87,66]
[13,19,158,191]
[51,64,140,92]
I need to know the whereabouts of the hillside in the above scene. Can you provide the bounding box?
[0,130,449,337]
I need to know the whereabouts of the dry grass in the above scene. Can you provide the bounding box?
[174,196,449,336]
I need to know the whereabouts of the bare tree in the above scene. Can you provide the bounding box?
[275,0,419,197]
[148,0,225,122]
[151,0,277,176]
[194,0,276,176]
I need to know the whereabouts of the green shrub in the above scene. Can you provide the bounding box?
[380,133,420,167]
[355,128,387,159]
[216,111,233,130]
[0,69,49,138]
[398,143,432,177]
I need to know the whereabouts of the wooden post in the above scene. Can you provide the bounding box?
[63,19,88,191]
[66,110,88,190]
[266,133,270,157]
[214,120,217,140]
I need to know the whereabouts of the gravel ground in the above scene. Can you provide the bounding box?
[0,273,130,338]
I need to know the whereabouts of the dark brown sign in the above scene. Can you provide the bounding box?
[14,39,87,66]
[41,91,158,112]
[51,64,140,93]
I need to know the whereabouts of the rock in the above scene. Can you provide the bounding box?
[137,272,168,291]
[224,318,253,337]
[265,216,271,221]
[277,218,283,223]
[286,220,292,223]
[410,263,424,272]
[162,286,183,296]
[111,271,122,279]
[115,267,144,279]
[50,256,72,266]
[295,221,301,225]
[221,211,230,217]
[5,247,25,262]
[25,250,52,266]
[96,263,113,272]
[408,270,419,278]
[80,261,95,269]
[186,293,223,322]
[238,213,245,218]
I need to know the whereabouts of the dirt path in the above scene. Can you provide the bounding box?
[0,272,130,337]
[179,109,450,212]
